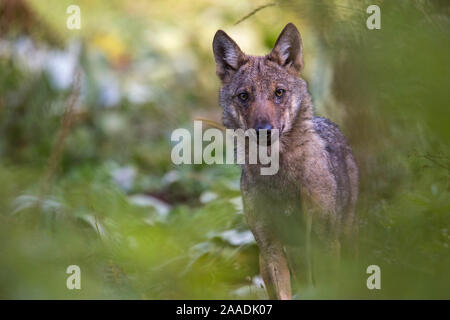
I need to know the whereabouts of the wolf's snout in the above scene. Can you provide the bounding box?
[255,122,273,145]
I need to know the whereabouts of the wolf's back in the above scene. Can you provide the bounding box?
[312,116,358,217]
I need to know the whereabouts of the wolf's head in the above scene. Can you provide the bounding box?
[213,23,313,140]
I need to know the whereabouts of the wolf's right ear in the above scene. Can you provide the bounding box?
[213,30,246,82]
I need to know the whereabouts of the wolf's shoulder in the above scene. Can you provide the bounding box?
[313,116,340,137]
[312,116,350,150]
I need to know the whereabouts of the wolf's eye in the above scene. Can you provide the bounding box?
[238,92,249,102]
[275,88,285,97]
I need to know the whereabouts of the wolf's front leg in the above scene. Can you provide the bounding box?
[258,240,291,300]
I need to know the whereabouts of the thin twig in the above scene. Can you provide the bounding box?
[234,2,278,25]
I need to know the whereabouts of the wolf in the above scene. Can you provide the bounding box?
[212,23,358,299]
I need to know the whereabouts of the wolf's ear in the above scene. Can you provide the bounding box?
[213,30,246,82]
[268,23,303,74]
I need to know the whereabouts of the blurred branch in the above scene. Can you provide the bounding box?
[234,2,278,25]
[40,70,81,196]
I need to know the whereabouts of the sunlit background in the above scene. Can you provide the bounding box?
[0,0,449,299]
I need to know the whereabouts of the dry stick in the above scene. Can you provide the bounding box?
[194,117,226,131]
[40,70,81,199]
[234,2,278,25]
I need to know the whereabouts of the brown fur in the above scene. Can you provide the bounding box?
[213,23,358,299]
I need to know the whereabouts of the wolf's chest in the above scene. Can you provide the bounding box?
[242,172,304,245]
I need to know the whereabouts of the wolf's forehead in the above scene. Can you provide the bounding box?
[235,57,286,87]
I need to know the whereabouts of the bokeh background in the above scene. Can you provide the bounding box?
[0,0,449,299]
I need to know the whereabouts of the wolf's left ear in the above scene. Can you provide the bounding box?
[268,23,303,74]
[213,30,246,82]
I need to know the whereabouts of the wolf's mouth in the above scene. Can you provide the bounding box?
[257,132,271,146]
[256,128,282,146]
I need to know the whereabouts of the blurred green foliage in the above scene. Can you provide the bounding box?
[0,0,449,299]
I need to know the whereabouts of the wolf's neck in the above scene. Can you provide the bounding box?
[280,92,315,151]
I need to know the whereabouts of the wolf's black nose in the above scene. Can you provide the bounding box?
[256,123,273,132]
